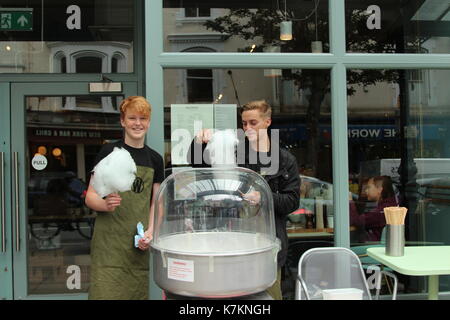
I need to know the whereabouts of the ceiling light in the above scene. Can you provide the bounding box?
[280,20,292,41]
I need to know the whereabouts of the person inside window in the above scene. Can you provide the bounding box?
[349,175,397,242]
[187,100,300,300]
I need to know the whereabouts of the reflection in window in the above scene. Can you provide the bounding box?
[0,0,135,73]
[112,57,118,73]
[164,67,333,232]
[60,57,67,73]
[164,0,330,53]
[347,69,450,295]
[187,69,214,103]
[25,95,124,294]
[112,52,126,73]
[185,7,211,17]
[76,56,103,73]
[345,0,450,54]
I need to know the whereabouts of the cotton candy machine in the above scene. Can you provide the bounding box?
[151,167,280,298]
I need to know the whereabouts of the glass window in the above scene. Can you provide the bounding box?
[164,67,333,300]
[164,0,329,53]
[185,7,211,18]
[0,0,135,73]
[347,69,450,295]
[76,56,103,73]
[345,0,450,53]
[26,95,124,294]
[60,57,67,73]
[187,69,214,102]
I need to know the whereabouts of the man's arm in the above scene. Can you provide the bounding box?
[272,157,300,217]
[187,129,213,167]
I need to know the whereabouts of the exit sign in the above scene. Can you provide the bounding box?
[0,8,33,31]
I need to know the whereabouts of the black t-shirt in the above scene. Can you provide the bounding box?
[92,140,164,184]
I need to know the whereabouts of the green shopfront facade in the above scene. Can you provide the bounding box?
[2,0,450,299]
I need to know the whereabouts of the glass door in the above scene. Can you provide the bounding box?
[10,82,137,299]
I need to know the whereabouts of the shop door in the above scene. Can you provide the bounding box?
[5,82,137,299]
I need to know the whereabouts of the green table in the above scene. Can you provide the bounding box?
[367,246,450,300]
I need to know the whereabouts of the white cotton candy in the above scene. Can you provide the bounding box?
[92,147,137,198]
[205,129,238,167]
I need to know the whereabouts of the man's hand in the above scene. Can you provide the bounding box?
[195,129,213,144]
[138,229,152,251]
[240,190,261,206]
[105,193,122,212]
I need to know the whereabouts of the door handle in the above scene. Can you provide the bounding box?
[1,152,5,253]
[12,152,20,252]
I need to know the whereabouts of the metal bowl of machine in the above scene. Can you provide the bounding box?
[151,167,280,298]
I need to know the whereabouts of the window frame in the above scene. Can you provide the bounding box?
[148,0,450,247]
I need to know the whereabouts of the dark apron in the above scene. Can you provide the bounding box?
[89,166,154,300]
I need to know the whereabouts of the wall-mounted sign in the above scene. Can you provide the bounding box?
[0,8,33,31]
[89,82,123,93]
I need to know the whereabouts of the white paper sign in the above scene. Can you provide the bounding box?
[214,104,237,130]
[168,258,194,282]
[170,104,214,165]
[32,154,48,170]
[170,104,238,165]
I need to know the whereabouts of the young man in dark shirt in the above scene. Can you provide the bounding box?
[190,100,300,300]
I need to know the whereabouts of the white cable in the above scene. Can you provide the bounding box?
[289,0,320,22]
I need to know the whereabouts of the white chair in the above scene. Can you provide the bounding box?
[295,247,397,300]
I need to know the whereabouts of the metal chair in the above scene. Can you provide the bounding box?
[295,247,397,300]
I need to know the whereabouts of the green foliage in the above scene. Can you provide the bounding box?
[204,8,402,95]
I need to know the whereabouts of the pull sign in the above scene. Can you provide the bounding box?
[89,82,123,93]
[32,154,47,171]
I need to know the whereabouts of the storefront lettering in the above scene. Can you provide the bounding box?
[383,128,396,138]
[34,129,102,138]
[35,129,53,136]
[348,128,396,139]
[66,5,81,30]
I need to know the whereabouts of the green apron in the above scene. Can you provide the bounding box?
[89,166,154,300]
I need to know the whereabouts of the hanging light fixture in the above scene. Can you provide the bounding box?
[280,0,292,41]
[52,147,62,157]
[311,0,322,53]
[264,46,282,77]
[280,21,293,41]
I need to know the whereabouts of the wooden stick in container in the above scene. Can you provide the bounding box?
[401,207,408,225]
[384,209,390,224]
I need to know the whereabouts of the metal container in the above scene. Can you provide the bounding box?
[151,232,280,298]
[151,167,280,297]
[385,224,405,257]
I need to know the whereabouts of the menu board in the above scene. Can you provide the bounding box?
[170,104,237,165]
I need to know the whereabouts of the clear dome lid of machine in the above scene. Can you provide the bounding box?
[152,167,279,255]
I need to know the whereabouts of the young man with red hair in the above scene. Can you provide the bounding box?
[85,96,164,299]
